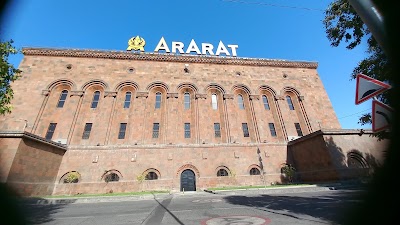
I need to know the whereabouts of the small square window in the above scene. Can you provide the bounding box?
[295,123,303,136]
[269,123,277,137]
[214,123,221,138]
[184,123,191,138]
[82,123,93,139]
[242,123,249,137]
[45,123,57,140]
[152,123,160,138]
[118,123,127,139]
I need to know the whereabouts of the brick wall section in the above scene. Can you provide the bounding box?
[288,129,388,182]
[2,132,66,196]
[0,137,20,182]
[0,48,348,195]
[1,48,340,145]
[53,143,286,195]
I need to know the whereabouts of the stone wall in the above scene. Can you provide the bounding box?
[0,132,66,196]
[288,129,388,182]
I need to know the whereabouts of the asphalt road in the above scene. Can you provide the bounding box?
[18,189,364,225]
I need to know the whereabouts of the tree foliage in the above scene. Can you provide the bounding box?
[0,39,21,115]
[323,0,392,138]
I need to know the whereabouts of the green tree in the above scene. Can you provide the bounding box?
[0,39,21,115]
[323,0,391,139]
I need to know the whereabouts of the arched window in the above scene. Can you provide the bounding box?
[124,92,132,108]
[91,91,100,108]
[237,94,245,109]
[155,92,162,109]
[184,92,190,109]
[104,173,120,182]
[286,96,294,110]
[250,168,261,175]
[262,95,270,110]
[60,171,81,184]
[211,94,218,110]
[217,168,229,177]
[57,90,68,108]
[145,172,158,180]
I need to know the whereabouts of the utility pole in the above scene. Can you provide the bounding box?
[348,0,387,53]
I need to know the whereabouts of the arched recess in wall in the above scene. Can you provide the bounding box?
[176,82,199,110]
[215,165,232,177]
[281,86,312,136]
[258,85,284,140]
[347,150,370,178]
[205,83,228,142]
[59,171,81,184]
[80,79,109,109]
[81,79,109,92]
[176,82,198,142]
[247,164,262,175]
[145,81,169,143]
[176,164,200,178]
[68,79,110,145]
[232,84,258,142]
[47,78,77,91]
[101,169,123,182]
[109,81,140,143]
[142,168,161,180]
[33,79,77,135]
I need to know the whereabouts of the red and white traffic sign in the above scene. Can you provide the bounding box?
[355,73,391,105]
[372,99,394,133]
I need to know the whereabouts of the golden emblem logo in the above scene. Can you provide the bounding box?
[127,36,146,51]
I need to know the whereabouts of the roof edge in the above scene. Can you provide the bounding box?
[288,129,375,145]
[0,131,67,151]
[22,47,318,69]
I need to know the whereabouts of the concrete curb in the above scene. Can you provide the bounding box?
[19,183,366,205]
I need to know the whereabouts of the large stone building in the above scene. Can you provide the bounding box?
[0,46,387,196]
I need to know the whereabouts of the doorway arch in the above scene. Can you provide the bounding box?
[180,169,196,191]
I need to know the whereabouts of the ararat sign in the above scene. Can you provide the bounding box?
[127,36,239,57]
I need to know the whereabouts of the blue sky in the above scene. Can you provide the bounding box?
[2,0,372,129]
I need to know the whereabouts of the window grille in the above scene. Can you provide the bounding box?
[214,123,221,138]
[184,123,191,138]
[152,123,160,138]
[184,93,190,109]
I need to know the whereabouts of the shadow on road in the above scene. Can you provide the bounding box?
[0,184,73,225]
[19,198,76,225]
[223,190,364,224]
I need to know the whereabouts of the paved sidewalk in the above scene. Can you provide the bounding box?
[19,182,366,205]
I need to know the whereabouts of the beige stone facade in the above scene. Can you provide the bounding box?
[1,47,384,196]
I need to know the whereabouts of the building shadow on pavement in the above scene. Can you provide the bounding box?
[0,184,75,225]
[223,190,364,224]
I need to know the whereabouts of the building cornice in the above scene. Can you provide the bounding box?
[22,47,318,69]
[287,129,376,146]
[0,131,67,151]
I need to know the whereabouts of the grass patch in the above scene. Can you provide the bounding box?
[36,190,170,199]
[207,184,312,191]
